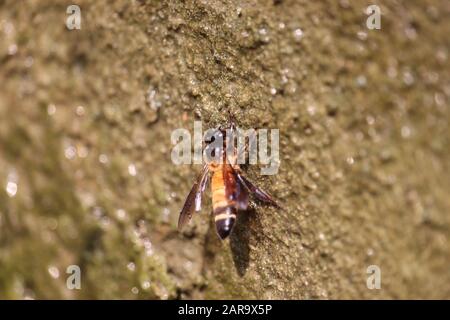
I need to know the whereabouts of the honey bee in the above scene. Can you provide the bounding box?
[178,123,279,240]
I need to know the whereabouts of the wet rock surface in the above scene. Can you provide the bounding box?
[0,0,449,299]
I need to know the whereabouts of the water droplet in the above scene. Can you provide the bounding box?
[357,31,367,41]
[155,283,169,300]
[307,105,316,116]
[128,163,137,176]
[401,126,411,138]
[146,87,162,111]
[6,181,17,197]
[7,43,17,55]
[75,105,85,116]
[64,145,77,160]
[127,262,135,271]
[131,287,139,294]
[47,104,56,116]
[47,266,60,279]
[161,207,170,222]
[79,192,95,208]
[356,75,367,87]
[116,208,127,220]
[98,154,109,164]
[293,28,304,41]
[141,281,151,290]
[143,238,154,256]
[403,71,415,86]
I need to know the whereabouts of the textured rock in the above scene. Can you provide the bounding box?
[0,0,449,299]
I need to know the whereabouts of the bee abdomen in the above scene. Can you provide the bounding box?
[214,206,236,240]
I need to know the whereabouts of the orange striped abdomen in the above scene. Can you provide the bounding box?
[211,167,228,209]
[211,166,236,239]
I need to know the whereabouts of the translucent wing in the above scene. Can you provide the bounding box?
[236,174,279,208]
[225,165,249,210]
[178,164,210,230]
